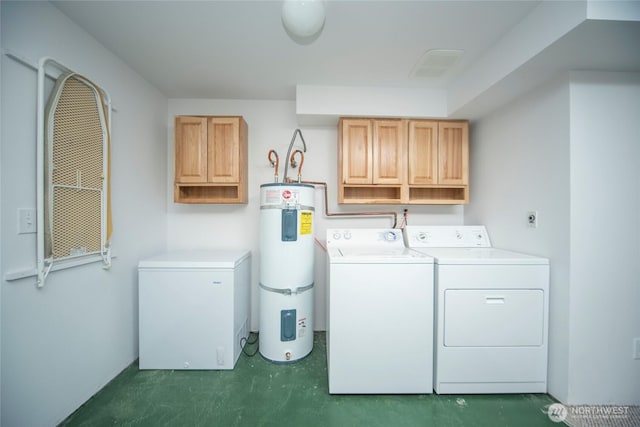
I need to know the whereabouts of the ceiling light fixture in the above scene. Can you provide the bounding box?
[282,0,325,43]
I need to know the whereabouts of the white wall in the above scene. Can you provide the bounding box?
[168,99,465,331]
[0,2,3,421]
[466,71,640,405]
[1,2,168,426]
[465,76,572,402]
[567,71,640,404]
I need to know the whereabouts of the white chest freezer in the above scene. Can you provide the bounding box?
[138,250,251,370]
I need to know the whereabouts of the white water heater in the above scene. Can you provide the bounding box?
[259,183,314,363]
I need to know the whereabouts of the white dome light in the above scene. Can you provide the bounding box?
[282,0,325,39]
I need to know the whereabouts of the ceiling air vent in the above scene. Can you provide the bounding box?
[410,49,464,79]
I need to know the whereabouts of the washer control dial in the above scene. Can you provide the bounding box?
[417,232,430,242]
[384,231,399,241]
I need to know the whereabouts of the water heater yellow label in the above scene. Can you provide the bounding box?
[299,211,312,235]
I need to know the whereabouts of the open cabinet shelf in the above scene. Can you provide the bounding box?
[408,186,468,204]
[341,185,403,204]
[174,184,244,204]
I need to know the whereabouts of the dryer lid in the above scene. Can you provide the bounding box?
[417,247,548,265]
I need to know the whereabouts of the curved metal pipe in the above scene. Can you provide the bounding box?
[267,149,280,182]
[290,150,304,182]
[283,129,307,183]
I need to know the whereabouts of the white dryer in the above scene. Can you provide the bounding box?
[403,226,549,394]
[326,228,434,394]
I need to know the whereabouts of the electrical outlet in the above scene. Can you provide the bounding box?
[18,208,36,234]
[633,338,640,360]
[527,211,538,228]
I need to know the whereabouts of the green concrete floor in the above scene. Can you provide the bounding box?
[62,333,558,427]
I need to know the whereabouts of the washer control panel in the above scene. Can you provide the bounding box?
[327,229,404,248]
[403,226,491,248]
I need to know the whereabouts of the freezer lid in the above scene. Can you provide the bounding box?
[138,249,251,269]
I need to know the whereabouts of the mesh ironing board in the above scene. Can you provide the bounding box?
[44,72,112,268]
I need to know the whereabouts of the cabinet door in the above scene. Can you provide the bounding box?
[175,116,208,183]
[341,119,373,184]
[373,120,404,184]
[438,121,469,185]
[408,120,438,185]
[207,117,240,183]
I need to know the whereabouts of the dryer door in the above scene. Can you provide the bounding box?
[444,289,544,347]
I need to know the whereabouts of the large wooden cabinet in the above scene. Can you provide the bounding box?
[174,116,248,203]
[339,117,468,204]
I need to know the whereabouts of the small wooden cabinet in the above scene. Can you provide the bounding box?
[339,118,405,203]
[373,120,405,185]
[339,117,468,204]
[174,116,248,203]
[341,118,405,183]
[407,120,468,204]
[341,118,372,184]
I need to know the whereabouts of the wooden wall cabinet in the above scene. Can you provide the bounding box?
[341,118,372,184]
[339,117,468,205]
[339,118,405,204]
[174,116,248,203]
[407,120,469,204]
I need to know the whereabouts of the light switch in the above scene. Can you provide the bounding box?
[18,208,36,234]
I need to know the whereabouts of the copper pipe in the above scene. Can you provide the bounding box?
[267,149,279,182]
[300,180,398,228]
[290,150,304,182]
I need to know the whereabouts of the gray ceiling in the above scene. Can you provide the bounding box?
[52,0,640,117]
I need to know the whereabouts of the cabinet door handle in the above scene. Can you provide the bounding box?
[485,297,505,304]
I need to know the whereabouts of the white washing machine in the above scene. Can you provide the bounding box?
[326,228,434,394]
[404,226,549,394]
